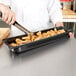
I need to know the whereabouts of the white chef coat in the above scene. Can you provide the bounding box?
[0,0,63,36]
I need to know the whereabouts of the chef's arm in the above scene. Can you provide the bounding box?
[0,1,16,25]
[48,0,64,27]
[48,0,74,38]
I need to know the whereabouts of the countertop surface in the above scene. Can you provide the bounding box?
[0,35,76,76]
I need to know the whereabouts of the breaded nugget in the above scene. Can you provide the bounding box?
[10,43,18,47]
[47,31,52,36]
[22,40,31,44]
[57,29,65,34]
[36,31,42,36]
[31,35,37,41]
[15,38,23,45]
[22,35,31,40]
[34,36,43,41]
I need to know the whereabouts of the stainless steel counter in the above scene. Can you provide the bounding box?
[0,36,76,76]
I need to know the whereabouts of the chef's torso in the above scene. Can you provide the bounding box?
[11,0,54,32]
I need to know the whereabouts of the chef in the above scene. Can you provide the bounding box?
[0,0,73,37]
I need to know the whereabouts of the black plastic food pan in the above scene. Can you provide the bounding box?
[3,27,70,54]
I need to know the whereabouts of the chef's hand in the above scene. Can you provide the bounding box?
[55,22,64,27]
[55,22,74,38]
[69,32,74,38]
[0,3,16,25]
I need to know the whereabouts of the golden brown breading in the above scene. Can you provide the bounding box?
[15,38,23,45]
[31,35,37,41]
[10,29,65,47]
[34,36,42,41]
[10,43,18,47]
[22,35,31,40]
[36,31,42,36]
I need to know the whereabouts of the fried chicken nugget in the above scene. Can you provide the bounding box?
[57,29,65,34]
[10,43,18,47]
[34,36,43,41]
[36,31,42,36]
[22,34,31,40]
[31,35,37,41]
[47,31,52,36]
[49,30,56,36]
[15,38,23,45]
[22,40,31,44]
[42,32,48,38]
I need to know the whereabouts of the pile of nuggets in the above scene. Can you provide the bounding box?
[10,28,65,47]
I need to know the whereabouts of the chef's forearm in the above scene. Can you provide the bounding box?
[48,0,63,25]
[50,8,63,26]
